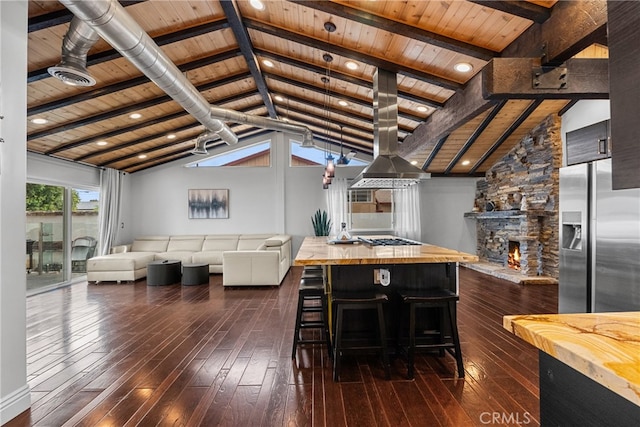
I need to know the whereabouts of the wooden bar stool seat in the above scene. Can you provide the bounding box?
[292,277,331,360]
[331,291,391,382]
[398,288,464,379]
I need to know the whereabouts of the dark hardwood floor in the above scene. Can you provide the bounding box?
[7,266,557,427]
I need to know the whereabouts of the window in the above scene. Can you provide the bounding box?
[290,140,366,167]
[348,189,393,231]
[186,141,271,167]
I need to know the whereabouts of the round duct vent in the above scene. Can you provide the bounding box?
[47,65,96,87]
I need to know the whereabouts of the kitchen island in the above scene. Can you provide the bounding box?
[504,312,640,426]
[294,236,478,350]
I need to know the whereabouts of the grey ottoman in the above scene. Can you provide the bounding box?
[147,260,181,286]
[182,263,209,285]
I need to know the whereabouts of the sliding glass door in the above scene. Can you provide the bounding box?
[26,183,99,293]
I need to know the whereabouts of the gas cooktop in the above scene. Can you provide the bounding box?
[358,237,422,246]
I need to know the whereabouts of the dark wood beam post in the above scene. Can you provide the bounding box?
[468,1,550,24]
[483,58,609,100]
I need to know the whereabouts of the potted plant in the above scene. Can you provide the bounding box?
[311,209,332,236]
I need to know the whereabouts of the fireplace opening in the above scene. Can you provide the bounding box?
[508,241,521,271]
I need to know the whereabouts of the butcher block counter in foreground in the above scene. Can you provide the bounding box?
[504,312,640,426]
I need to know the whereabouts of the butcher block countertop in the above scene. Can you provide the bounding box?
[503,312,640,406]
[293,236,479,266]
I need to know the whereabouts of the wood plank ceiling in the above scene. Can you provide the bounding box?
[26,0,608,174]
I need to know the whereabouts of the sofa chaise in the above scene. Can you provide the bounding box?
[86,234,292,286]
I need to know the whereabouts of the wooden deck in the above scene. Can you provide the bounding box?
[6,266,557,426]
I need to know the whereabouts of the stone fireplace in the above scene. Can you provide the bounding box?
[464,115,560,283]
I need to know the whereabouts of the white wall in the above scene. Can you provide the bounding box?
[127,132,330,255]
[0,1,30,423]
[420,177,479,254]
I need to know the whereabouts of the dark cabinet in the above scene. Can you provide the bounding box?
[566,120,610,166]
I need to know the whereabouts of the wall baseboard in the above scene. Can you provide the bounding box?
[0,384,31,425]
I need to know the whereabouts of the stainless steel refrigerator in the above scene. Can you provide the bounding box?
[559,158,640,313]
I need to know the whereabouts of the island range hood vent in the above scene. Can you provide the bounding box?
[350,69,430,189]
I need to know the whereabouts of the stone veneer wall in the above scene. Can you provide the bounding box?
[472,115,561,278]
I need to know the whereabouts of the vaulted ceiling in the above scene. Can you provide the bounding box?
[26,0,608,174]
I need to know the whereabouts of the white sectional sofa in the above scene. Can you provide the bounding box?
[86,234,292,286]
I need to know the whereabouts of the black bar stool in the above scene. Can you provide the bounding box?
[398,288,464,379]
[292,277,331,360]
[331,291,391,382]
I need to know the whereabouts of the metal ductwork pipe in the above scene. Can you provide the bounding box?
[209,106,315,147]
[58,0,238,145]
[48,17,99,87]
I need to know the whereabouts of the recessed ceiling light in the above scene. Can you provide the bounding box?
[96,140,108,146]
[338,100,348,107]
[129,113,142,119]
[410,160,418,165]
[249,0,265,10]
[166,134,176,140]
[262,59,274,68]
[274,95,284,102]
[345,61,358,70]
[461,160,471,166]
[31,118,48,124]
[454,62,473,73]
[138,154,147,159]
[417,106,428,113]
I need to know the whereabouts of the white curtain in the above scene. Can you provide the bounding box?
[326,177,349,236]
[394,184,421,241]
[98,168,124,255]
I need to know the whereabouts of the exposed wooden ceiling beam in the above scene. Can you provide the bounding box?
[59,88,258,158]
[289,0,496,60]
[502,0,607,64]
[28,17,230,82]
[220,0,276,118]
[33,75,257,143]
[244,18,463,92]
[265,72,424,123]
[400,0,608,159]
[470,100,543,173]
[276,111,373,148]
[444,100,508,174]
[275,105,373,137]
[255,49,444,108]
[483,58,609,99]
[28,49,243,116]
[276,92,413,133]
[468,1,551,24]
[422,135,450,170]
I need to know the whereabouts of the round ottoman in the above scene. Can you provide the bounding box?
[147,260,182,286]
[182,263,209,286]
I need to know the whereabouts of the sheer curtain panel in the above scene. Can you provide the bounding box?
[394,185,421,241]
[326,178,349,236]
[98,168,124,255]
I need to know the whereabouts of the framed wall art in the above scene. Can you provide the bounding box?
[188,189,229,219]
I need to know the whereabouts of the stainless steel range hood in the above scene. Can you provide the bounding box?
[350,69,430,189]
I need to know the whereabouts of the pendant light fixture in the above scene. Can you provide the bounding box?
[321,21,337,188]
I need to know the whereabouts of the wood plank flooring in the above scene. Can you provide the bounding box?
[6,266,557,426]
